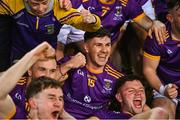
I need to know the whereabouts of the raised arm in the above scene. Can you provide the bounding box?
[134,15,166,44]
[57,52,86,82]
[0,42,55,119]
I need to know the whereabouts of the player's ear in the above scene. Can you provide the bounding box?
[166,13,173,23]
[28,67,33,77]
[83,42,89,53]
[28,98,38,109]
[115,93,122,103]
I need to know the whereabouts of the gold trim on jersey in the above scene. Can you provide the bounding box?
[3,104,16,120]
[82,0,89,2]
[86,66,103,74]
[143,52,160,61]
[105,64,124,79]
[59,12,81,23]
[119,0,128,7]
[133,12,145,23]
[99,0,116,5]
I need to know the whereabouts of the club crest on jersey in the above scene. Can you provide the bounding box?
[113,6,123,21]
[103,79,113,91]
[45,24,54,34]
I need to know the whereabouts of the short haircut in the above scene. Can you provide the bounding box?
[84,27,111,42]
[26,76,62,100]
[114,75,144,94]
[167,0,180,10]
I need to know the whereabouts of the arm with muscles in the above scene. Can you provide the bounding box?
[143,57,178,99]
[56,52,86,82]
[134,14,166,44]
[56,41,65,61]
[0,42,55,118]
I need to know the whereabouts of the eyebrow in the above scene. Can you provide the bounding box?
[47,94,63,98]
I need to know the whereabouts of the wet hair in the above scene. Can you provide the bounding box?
[167,0,180,10]
[84,27,111,42]
[26,76,62,100]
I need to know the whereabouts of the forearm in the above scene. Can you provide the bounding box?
[143,67,162,92]
[0,52,38,99]
[134,14,153,32]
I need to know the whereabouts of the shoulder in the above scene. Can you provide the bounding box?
[104,63,124,79]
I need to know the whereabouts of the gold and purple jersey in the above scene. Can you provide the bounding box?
[58,57,124,118]
[143,22,180,99]
[7,77,30,119]
[0,0,101,61]
[70,0,146,43]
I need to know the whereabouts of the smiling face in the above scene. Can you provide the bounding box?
[84,36,111,70]
[27,0,49,17]
[116,80,146,115]
[30,87,64,120]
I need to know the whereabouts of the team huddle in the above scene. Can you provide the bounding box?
[0,0,179,119]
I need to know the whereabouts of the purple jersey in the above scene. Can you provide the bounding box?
[9,77,30,119]
[143,22,180,99]
[58,58,124,118]
[94,109,132,119]
[71,0,144,43]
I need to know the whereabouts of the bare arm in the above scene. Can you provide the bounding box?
[143,56,162,92]
[134,15,166,44]
[143,56,178,99]
[57,52,86,82]
[0,42,55,118]
[56,41,65,61]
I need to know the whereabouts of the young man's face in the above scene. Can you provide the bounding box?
[85,36,111,69]
[28,0,49,17]
[116,80,146,115]
[28,59,57,79]
[32,87,64,120]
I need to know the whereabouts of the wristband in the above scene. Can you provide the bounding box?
[159,85,165,95]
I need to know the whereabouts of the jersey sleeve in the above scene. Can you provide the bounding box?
[123,0,145,22]
[143,35,161,61]
[53,0,101,32]
[0,0,24,15]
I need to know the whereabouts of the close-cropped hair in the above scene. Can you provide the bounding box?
[114,75,144,94]
[26,76,62,100]
[167,0,180,10]
[84,27,111,42]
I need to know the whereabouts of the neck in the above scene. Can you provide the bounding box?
[86,63,104,74]
[171,24,180,41]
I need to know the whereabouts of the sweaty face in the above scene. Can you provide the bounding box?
[117,80,146,115]
[28,0,49,17]
[85,36,111,70]
[28,59,57,79]
[33,88,64,120]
